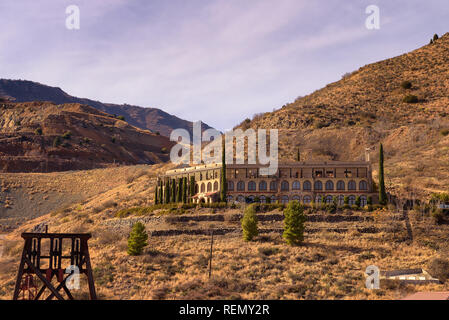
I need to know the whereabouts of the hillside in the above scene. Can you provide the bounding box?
[0,79,213,137]
[0,101,174,172]
[241,33,449,198]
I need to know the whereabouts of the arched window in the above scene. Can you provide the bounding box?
[237,195,245,202]
[303,180,311,191]
[281,181,289,191]
[315,195,322,203]
[292,181,300,190]
[281,195,289,204]
[260,195,266,203]
[227,195,233,202]
[207,182,212,192]
[359,180,368,191]
[247,195,255,203]
[325,180,334,191]
[292,195,300,201]
[201,183,205,193]
[360,195,367,207]
[237,181,245,191]
[195,184,199,194]
[314,180,323,190]
[303,195,312,204]
[213,181,218,191]
[348,180,356,191]
[259,180,267,191]
[338,195,344,206]
[337,180,345,191]
[227,181,234,191]
[348,195,356,205]
[270,181,277,191]
[248,181,256,191]
[270,195,277,203]
[325,195,333,204]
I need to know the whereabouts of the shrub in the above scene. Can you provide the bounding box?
[431,209,445,225]
[53,136,62,147]
[326,203,337,214]
[241,204,258,241]
[355,196,361,208]
[283,201,306,246]
[62,131,72,139]
[117,115,125,121]
[440,129,449,137]
[403,95,418,103]
[35,128,43,135]
[428,257,449,282]
[127,222,148,256]
[433,34,439,41]
[400,81,412,89]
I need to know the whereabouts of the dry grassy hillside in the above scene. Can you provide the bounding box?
[241,33,449,197]
[0,101,174,172]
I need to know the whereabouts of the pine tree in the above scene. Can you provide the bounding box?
[182,177,187,203]
[283,201,306,246]
[220,139,227,202]
[379,143,387,205]
[241,204,258,241]
[127,222,148,256]
[433,33,439,41]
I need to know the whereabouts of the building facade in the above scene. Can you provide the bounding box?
[159,160,377,206]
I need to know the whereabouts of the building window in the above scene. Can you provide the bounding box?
[281,181,289,191]
[359,180,368,191]
[315,195,322,203]
[247,195,255,203]
[270,181,277,191]
[303,195,312,204]
[360,195,367,207]
[303,180,311,191]
[348,195,356,205]
[325,195,333,204]
[337,180,345,191]
[292,195,300,201]
[200,173,203,181]
[314,180,323,191]
[348,180,356,191]
[259,180,267,191]
[201,183,205,193]
[228,181,234,191]
[315,170,323,177]
[195,184,199,194]
[227,195,233,202]
[237,195,245,202]
[325,180,334,191]
[281,195,289,204]
[326,171,334,178]
[207,182,212,192]
[213,181,218,191]
[338,195,344,206]
[292,181,300,190]
[237,181,245,191]
[260,195,266,203]
[248,181,256,191]
[270,195,277,203]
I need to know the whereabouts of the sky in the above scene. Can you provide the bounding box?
[0,0,448,131]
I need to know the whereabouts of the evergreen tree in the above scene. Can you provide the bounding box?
[220,139,227,202]
[296,148,300,161]
[164,180,170,204]
[189,176,195,203]
[379,143,387,205]
[177,178,182,202]
[433,33,439,41]
[182,177,187,203]
[154,185,158,204]
[159,181,163,204]
[127,222,148,256]
[171,179,176,203]
[283,201,306,246]
[355,196,361,208]
[241,204,258,241]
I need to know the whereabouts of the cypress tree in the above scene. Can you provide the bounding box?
[283,201,306,246]
[165,180,170,204]
[189,176,195,203]
[154,185,158,204]
[171,179,176,203]
[220,138,227,202]
[379,143,387,205]
[177,178,182,202]
[296,148,300,161]
[159,181,163,204]
[182,177,187,203]
[127,222,148,256]
[241,204,258,241]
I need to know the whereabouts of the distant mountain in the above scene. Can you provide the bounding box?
[0,101,174,172]
[0,79,213,137]
[239,33,449,197]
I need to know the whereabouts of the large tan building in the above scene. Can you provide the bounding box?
[159,160,377,206]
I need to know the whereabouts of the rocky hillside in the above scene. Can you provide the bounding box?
[240,33,449,197]
[0,101,174,172]
[0,79,213,137]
